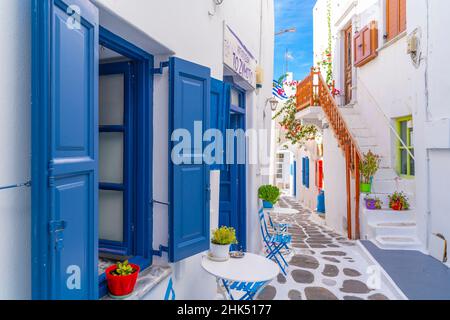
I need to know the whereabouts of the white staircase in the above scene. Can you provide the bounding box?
[340,107,422,251]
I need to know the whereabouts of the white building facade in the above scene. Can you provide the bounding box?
[0,0,275,299]
[304,0,450,266]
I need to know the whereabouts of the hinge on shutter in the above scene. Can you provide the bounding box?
[152,245,169,257]
[152,61,169,75]
[49,220,67,251]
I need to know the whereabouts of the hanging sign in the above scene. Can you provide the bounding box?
[224,25,257,88]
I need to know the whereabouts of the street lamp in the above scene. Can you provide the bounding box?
[275,27,297,36]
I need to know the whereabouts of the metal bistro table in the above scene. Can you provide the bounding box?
[201,253,279,300]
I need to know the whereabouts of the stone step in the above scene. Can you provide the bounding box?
[368,221,417,237]
[374,168,398,180]
[361,207,416,224]
[374,235,422,250]
[355,136,377,147]
[352,128,372,138]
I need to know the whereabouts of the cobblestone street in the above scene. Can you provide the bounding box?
[256,197,396,300]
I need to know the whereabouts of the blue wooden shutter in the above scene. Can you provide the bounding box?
[169,57,211,262]
[32,0,99,300]
[302,157,306,186]
[210,79,224,170]
[306,157,310,189]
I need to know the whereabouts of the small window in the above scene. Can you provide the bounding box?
[386,0,407,41]
[396,116,414,177]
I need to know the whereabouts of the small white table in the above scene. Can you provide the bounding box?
[201,253,279,300]
[268,207,299,215]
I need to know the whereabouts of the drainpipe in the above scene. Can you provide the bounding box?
[424,0,431,249]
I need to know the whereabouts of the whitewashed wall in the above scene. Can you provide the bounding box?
[0,0,32,300]
[0,0,274,299]
[322,128,348,236]
[314,0,450,260]
[408,0,450,261]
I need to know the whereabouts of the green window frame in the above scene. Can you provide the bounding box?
[396,116,415,178]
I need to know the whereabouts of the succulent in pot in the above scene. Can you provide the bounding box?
[106,260,140,298]
[210,226,238,261]
[389,192,410,211]
[360,151,380,193]
[258,185,281,209]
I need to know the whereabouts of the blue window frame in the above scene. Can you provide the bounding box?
[97,28,154,298]
[99,62,134,256]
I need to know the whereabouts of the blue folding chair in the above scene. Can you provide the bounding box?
[258,208,290,275]
[267,213,291,234]
[164,277,176,300]
[221,280,267,301]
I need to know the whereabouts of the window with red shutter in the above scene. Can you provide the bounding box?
[386,0,407,41]
[354,21,378,67]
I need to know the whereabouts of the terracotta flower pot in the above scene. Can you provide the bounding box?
[391,201,403,211]
[106,264,140,298]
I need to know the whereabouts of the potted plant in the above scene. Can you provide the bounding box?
[210,226,238,260]
[258,185,281,209]
[364,196,383,210]
[360,151,381,193]
[389,192,410,211]
[106,260,140,298]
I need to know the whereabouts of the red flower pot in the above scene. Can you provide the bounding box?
[391,201,403,211]
[106,264,140,297]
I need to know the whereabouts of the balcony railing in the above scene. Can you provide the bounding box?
[296,67,362,240]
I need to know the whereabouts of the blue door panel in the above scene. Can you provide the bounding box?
[169,57,211,262]
[54,174,92,299]
[32,0,99,300]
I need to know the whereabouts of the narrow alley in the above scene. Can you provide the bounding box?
[257,197,396,300]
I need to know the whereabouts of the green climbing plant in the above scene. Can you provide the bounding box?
[273,96,319,145]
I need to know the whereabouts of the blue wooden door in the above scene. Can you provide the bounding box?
[32,0,99,299]
[219,112,246,249]
[169,57,211,262]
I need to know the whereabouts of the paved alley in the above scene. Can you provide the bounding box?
[256,197,397,300]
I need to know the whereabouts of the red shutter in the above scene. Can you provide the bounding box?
[399,0,407,34]
[387,0,399,41]
[354,32,363,64]
[362,27,371,60]
[354,21,378,68]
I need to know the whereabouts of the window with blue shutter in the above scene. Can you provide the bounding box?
[302,157,306,186]
[169,57,211,262]
[32,0,99,299]
[305,157,310,189]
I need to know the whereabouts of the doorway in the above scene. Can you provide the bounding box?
[219,86,247,250]
[344,24,353,105]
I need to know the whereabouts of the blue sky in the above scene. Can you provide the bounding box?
[274,0,317,81]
